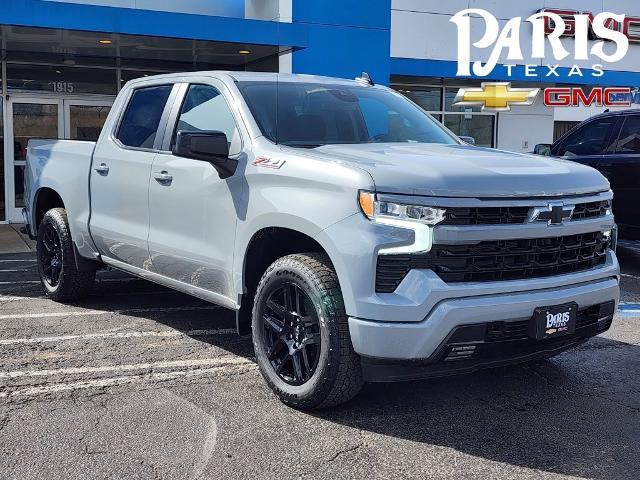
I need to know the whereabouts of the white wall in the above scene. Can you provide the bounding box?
[245,0,291,22]
[496,96,555,151]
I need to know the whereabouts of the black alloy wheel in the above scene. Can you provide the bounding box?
[262,282,321,385]
[252,253,363,409]
[39,222,63,287]
[36,208,96,302]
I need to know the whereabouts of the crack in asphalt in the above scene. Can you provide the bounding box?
[326,441,364,463]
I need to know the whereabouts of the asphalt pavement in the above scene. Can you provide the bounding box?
[0,249,638,480]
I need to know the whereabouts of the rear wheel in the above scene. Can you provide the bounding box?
[252,253,363,410]
[37,208,96,302]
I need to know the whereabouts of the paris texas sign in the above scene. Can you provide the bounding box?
[451,8,637,79]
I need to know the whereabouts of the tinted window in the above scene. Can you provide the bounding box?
[557,117,617,157]
[174,84,241,155]
[237,81,457,147]
[117,85,172,148]
[615,115,640,153]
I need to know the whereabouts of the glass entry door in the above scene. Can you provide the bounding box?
[5,98,63,222]
[64,100,112,141]
[4,97,112,223]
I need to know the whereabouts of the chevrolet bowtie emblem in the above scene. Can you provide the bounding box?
[528,202,575,226]
[453,82,540,111]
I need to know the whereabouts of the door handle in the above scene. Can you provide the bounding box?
[94,163,109,175]
[153,171,173,185]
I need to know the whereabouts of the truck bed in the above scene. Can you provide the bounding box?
[24,139,98,257]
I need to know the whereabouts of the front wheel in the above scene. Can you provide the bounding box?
[37,208,96,302]
[252,253,363,410]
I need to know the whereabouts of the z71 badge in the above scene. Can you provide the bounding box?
[253,157,285,169]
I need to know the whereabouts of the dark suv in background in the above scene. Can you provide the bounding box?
[536,109,640,241]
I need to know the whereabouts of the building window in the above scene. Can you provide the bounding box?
[0,98,4,222]
[444,115,495,147]
[402,87,442,112]
[553,121,580,142]
[6,64,118,95]
[394,82,496,148]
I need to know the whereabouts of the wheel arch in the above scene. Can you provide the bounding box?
[235,225,339,335]
[33,187,65,231]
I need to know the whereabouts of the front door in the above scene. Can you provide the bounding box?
[4,96,113,223]
[147,82,243,304]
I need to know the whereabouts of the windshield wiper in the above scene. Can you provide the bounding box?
[279,142,324,149]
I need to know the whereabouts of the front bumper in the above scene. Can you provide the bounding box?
[349,276,619,363]
[360,303,613,382]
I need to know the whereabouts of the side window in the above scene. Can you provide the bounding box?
[174,84,241,155]
[557,117,617,157]
[116,85,172,149]
[614,115,640,153]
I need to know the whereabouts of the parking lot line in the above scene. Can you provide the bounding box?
[0,305,219,320]
[0,277,143,285]
[0,290,180,302]
[0,356,254,379]
[0,328,236,345]
[617,303,640,317]
[620,273,640,279]
[0,363,258,398]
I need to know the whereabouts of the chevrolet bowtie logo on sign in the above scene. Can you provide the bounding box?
[453,82,540,111]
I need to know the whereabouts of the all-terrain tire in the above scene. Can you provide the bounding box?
[252,253,363,410]
[37,208,96,302]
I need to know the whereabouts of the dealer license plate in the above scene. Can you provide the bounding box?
[530,303,577,340]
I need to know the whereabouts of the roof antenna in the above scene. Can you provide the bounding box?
[355,72,374,86]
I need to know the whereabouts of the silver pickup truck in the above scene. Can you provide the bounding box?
[24,71,620,409]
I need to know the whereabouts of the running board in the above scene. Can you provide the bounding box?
[100,256,239,311]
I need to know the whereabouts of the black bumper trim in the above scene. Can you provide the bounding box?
[361,301,614,383]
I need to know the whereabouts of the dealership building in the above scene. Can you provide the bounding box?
[0,0,639,223]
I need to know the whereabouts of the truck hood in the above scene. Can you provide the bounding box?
[313,143,609,198]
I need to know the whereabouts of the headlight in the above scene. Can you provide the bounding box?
[358,191,445,255]
[358,191,446,226]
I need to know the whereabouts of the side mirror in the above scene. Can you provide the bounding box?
[173,130,238,178]
[534,143,552,156]
[459,136,476,145]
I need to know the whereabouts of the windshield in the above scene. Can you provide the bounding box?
[236,81,459,148]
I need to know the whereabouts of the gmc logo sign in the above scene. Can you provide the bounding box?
[543,87,632,107]
[542,8,640,42]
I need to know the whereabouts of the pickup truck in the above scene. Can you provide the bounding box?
[24,72,620,409]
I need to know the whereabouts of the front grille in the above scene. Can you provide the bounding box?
[441,200,611,226]
[442,206,530,225]
[376,232,609,292]
[571,200,611,220]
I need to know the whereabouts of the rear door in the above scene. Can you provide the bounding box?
[146,81,244,306]
[89,83,178,268]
